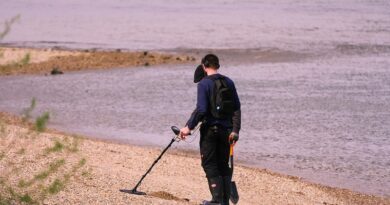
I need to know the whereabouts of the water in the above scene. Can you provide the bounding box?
[1,0,389,51]
[1,0,390,197]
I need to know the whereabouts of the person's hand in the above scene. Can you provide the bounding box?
[229,132,239,144]
[179,126,191,140]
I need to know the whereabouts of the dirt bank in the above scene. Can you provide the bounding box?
[0,47,196,75]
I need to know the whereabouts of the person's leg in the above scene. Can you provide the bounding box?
[200,126,223,204]
[216,127,230,176]
[216,127,232,205]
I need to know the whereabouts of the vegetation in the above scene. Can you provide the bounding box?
[19,53,30,66]
[34,159,65,181]
[0,15,20,40]
[19,193,33,203]
[47,179,64,194]
[34,112,50,132]
[22,98,36,122]
[45,141,64,153]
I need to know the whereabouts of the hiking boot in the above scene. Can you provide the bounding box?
[202,176,223,205]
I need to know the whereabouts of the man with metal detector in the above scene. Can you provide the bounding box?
[180,54,241,205]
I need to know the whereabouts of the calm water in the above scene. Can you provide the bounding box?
[1,0,390,197]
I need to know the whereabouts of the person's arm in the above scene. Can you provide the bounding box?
[181,81,208,138]
[186,82,208,129]
[232,109,241,134]
[230,81,241,142]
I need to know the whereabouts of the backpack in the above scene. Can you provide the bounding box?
[209,76,235,119]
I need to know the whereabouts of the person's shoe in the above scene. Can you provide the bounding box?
[202,176,223,205]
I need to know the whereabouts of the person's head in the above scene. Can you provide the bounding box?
[194,54,220,83]
[201,54,220,70]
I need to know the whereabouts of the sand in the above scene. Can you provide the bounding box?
[0,47,196,75]
[0,112,389,205]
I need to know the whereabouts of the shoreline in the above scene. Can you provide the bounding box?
[1,112,389,204]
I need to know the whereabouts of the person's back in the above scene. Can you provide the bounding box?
[188,73,240,132]
[180,54,241,205]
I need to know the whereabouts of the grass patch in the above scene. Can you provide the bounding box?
[47,179,64,194]
[34,171,49,181]
[81,171,90,177]
[45,137,80,154]
[34,159,65,181]
[71,158,86,173]
[6,53,32,67]
[0,183,37,204]
[17,179,31,188]
[78,158,86,166]
[45,141,64,153]
[34,112,50,132]
[19,193,33,203]
[19,53,30,66]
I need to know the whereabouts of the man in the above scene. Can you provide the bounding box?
[180,54,241,205]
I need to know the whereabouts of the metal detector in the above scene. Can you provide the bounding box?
[120,126,182,195]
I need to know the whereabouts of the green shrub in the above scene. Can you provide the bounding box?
[34,112,50,132]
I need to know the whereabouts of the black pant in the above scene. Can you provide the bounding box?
[200,125,231,178]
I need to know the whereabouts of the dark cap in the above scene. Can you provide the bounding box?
[194,64,206,83]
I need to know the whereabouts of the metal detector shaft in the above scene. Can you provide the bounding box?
[131,138,176,192]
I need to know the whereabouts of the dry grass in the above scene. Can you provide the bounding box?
[0,115,88,204]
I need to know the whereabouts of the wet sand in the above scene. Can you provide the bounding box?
[0,47,195,75]
[1,112,389,205]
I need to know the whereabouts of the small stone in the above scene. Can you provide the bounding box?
[51,67,64,75]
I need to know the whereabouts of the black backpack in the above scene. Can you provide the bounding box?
[209,76,235,119]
